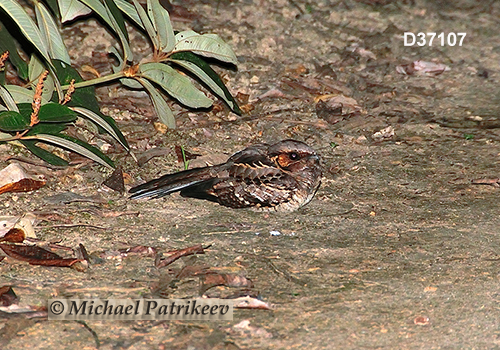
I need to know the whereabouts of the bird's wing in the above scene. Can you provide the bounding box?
[226,143,283,180]
[129,166,217,199]
[211,171,300,209]
[227,143,272,166]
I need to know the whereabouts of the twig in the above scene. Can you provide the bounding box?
[40,224,108,230]
[76,321,101,349]
[156,244,207,269]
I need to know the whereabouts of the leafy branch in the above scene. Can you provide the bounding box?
[0,0,240,167]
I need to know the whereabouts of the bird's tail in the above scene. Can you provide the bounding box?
[129,166,216,199]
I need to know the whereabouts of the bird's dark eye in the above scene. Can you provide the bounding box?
[289,152,299,160]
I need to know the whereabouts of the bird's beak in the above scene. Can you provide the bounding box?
[309,154,320,162]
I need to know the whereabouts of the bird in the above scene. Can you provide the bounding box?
[129,140,322,212]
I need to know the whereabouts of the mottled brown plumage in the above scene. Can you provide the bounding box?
[129,140,322,211]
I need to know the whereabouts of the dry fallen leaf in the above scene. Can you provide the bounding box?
[156,244,206,268]
[174,145,201,163]
[103,166,125,193]
[118,245,157,257]
[227,320,273,339]
[414,316,430,325]
[0,286,19,307]
[233,296,271,310]
[0,228,26,243]
[0,243,83,269]
[0,213,37,239]
[0,163,45,195]
[372,126,395,141]
[396,60,450,76]
[200,273,254,294]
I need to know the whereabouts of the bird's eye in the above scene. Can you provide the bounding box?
[289,152,299,160]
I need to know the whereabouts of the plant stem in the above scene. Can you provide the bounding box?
[60,71,126,90]
[0,132,28,142]
[181,146,189,170]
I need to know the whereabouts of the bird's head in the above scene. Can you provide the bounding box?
[269,140,321,173]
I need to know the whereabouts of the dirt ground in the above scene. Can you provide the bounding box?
[2,0,500,349]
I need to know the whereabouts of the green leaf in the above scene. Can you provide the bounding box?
[0,0,53,68]
[25,122,67,136]
[137,78,176,129]
[0,131,12,139]
[110,46,142,89]
[17,102,32,118]
[3,85,50,105]
[104,0,128,42]
[120,76,143,89]
[78,0,111,24]
[71,106,129,150]
[38,103,77,122]
[0,110,30,131]
[78,0,134,62]
[20,139,69,166]
[35,1,71,64]
[51,60,127,150]
[147,0,175,52]
[139,62,212,109]
[58,0,92,23]
[28,55,55,102]
[0,20,29,80]
[114,0,143,30]
[173,31,237,65]
[16,102,76,128]
[28,133,114,168]
[44,0,60,19]
[0,85,18,112]
[131,0,158,50]
[52,60,100,113]
[169,52,241,115]
[103,0,133,62]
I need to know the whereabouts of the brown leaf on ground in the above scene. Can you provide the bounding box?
[0,243,82,268]
[414,315,430,326]
[156,244,206,269]
[173,265,210,279]
[200,273,254,294]
[315,99,344,125]
[396,60,450,76]
[136,147,172,167]
[235,92,250,105]
[226,320,273,339]
[0,286,19,307]
[174,145,201,163]
[0,214,37,237]
[0,228,26,243]
[471,178,500,187]
[119,245,157,257]
[233,296,271,310]
[0,178,46,195]
[0,163,45,195]
[102,166,125,193]
[74,243,90,262]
